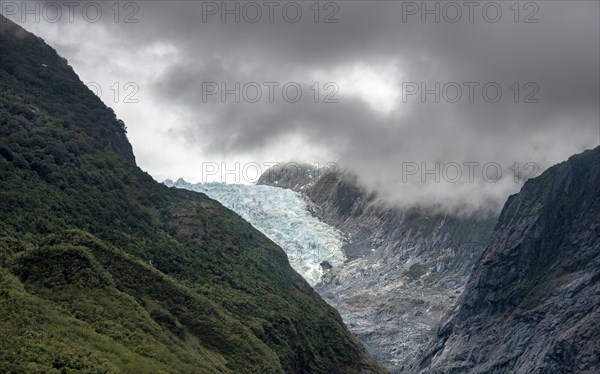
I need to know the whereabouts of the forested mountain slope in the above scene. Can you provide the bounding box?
[0,16,384,373]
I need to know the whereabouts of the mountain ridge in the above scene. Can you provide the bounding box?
[416,146,600,373]
[258,164,498,371]
[0,15,385,373]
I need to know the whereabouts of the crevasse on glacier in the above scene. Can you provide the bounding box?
[165,179,345,286]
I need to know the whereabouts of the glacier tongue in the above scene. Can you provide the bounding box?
[165,179,345,286]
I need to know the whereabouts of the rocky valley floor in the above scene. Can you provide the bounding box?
[168,173,496,371]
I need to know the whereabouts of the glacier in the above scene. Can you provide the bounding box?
[164,179,345,286]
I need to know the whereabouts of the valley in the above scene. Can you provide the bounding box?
[168,166,497,371]
[1,2,598,372]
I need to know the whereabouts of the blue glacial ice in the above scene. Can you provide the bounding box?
[164,179,345,286]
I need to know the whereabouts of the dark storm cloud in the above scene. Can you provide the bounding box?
[12,0,600,213]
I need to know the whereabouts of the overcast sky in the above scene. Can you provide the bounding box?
[4,1,599,214]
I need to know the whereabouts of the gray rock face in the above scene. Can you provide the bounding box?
[256,162,323,192]
[259,166,497,371]
[416,147,600,374]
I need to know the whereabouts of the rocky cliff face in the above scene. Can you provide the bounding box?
[258,165,498,371]
[416,147,600,373]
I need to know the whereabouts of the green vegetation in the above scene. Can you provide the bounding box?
[403,263,428,280]
[0,16,384,373]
